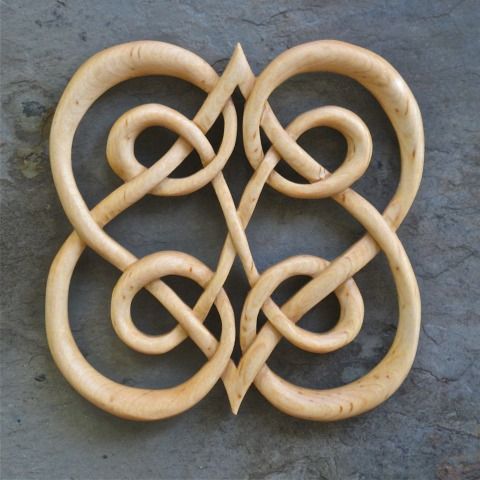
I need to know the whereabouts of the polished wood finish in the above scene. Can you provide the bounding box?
[46,40,424,421]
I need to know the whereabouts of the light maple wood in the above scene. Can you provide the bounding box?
[46,40,424,421]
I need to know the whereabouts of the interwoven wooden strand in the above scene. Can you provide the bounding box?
[46,40,424,421]
[47,42,241,420]
[234,41,424,419]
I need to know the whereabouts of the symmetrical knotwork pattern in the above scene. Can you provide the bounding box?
[46,40,424,421]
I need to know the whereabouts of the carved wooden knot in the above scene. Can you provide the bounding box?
[46,40,424,421]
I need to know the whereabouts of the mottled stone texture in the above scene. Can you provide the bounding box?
[1,1,479,479]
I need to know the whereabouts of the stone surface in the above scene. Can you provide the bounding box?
[1,1,479,479]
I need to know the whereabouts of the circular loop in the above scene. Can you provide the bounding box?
[241,255,364,354]
[111,251,230,356]
[107,102,236,196]
[264,106,372,198]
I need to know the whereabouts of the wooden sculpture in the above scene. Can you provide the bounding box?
[46,40,424,421]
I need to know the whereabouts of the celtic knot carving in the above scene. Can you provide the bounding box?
[46,40,424,421]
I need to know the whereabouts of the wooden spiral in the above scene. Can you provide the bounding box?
[46,40,424,421]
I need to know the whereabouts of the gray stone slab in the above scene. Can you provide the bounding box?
[1,1,479,479]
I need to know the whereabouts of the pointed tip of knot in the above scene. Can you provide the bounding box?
[234,43,244,54]
[227,388,245,415]
[230,400,240,415]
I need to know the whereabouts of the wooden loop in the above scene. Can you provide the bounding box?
[111,251,234,359]
[107,104,236,197]
[241,255,364,353]
[259,105,372,198]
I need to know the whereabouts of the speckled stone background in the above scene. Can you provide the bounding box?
[1,1,479,479]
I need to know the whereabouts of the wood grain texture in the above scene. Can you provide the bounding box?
[46,40,424,421]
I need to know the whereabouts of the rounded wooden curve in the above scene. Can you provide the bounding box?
[238,40,424,420]
[46,42,237,420]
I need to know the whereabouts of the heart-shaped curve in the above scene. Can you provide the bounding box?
[46,40,423,421]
